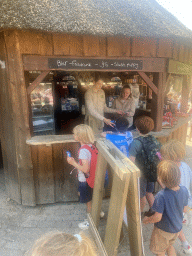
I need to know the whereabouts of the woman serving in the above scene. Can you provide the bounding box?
[85,77,121,133]
[112,84,136,128]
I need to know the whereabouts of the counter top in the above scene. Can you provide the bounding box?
[26,116,192,146]
[150,115,192,138]
[26,134,102,146]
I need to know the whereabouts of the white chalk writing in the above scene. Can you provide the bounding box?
[49,58,143,70]
[0,60,5,69]
[57,60,68,67]
[69,60,91,67]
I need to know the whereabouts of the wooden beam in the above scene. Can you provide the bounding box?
[126,171,143,256]
[91,150,108,228]
[27,71,49,94]
[87,213,108,256]
[24,72,34,135]
[151,72,166,131]
[0,32,22,203]
[104,171,130,256]
[181,75,190,113]
[137,71,158,94]
[4,30,36,206]
[96,139,127,180]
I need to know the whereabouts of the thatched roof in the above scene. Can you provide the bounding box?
[1,0,192,40]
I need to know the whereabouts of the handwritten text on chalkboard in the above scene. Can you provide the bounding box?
[48,58,143,70]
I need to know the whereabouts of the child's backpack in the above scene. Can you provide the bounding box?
[79,145,98,188]
[136,135,161,182]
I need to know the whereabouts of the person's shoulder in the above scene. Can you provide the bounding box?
[180,185,189,194]
[79,146,92,158]
[85,89,91,97]
[157,189,166,197]
[99,88,105,94]
[85,87,93,94]
[154,189,166,201]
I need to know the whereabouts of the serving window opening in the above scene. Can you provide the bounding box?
[28,71,158,136]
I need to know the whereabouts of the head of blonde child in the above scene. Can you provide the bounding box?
[157,160,181,189]
[73,124,95,145]
[27,231,97,256]
[160,140,186,163]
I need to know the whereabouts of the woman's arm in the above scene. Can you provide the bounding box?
[104,102,119,114]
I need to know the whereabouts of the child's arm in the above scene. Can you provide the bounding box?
[67,157,89,174]
[143,212,162,224]
[183,205,188,213]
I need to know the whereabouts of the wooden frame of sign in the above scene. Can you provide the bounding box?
[89,138,142,256]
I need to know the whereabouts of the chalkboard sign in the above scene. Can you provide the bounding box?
[48,58,143,71]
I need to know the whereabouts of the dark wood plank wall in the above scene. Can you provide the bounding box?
[0,32,22,203]
[31,142,80,204]
[3,30,36,205]
[17,31,192,64]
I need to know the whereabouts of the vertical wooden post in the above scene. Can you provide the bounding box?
[151,72,166,131]
[24,71,34,136]
[126,171,143,256]
[91,150,107,228]
[3,30,36,206]
[181,75,190,113]
[104,172,130,256]
[0,32,22,203]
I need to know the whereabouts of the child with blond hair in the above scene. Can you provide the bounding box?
[143,160,189,256]
[66,124,102,230]
[161,140,192,254]
[27,231,98,256]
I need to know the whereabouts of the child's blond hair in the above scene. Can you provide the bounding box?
[157,160,181,189]
[161,140,186,162]
[73,124,95,144]
[27,231,97,256]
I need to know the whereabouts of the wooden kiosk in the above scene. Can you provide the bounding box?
[1,0,192,204]
[1,0,192,254]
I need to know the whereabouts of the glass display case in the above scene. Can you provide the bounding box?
[31,83,55,135]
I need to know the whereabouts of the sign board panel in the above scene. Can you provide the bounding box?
[168,59,192,75]
[48,58,143,71]
[23,55,166,72]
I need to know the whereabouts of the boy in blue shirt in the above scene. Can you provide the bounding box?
[102,116,133,157]
[143,160,189,256]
